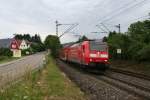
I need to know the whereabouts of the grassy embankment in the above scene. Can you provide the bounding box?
[0,56,86,100]
[0,56,19,64]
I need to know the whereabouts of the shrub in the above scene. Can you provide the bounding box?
[0,48,12,57]
[137,44,150,61]
[21,48,32,56]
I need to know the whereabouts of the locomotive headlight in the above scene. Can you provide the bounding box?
[100,54,108,58]
[90,54,97,57]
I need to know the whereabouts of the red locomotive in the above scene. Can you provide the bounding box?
[59,40,109,70]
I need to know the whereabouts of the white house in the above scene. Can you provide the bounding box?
[19,40,30,50]
[10,39,31,50]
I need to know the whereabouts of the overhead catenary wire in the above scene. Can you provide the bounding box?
[100,0,148,23]
[101,23,111,32]
[59,23,79,38]
[96,0,149,33]
[119,14,150,27]
[96,25,108,33]
[99,0,136,22]
[95,0,148,33]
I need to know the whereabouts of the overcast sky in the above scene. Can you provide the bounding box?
[0,0,150,43]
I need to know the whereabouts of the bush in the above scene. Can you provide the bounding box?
[127,42,144,60]
[44,35,61,58]
[0,48,12,57]
[30,43,45,53]
[137,44,150,61]
[21,48,32,56]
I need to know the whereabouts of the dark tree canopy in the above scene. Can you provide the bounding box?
[107,20,150,61]
[14,34,45,53]
[77,35,88,43]
[44,35,61,57]
[14,34,42,43]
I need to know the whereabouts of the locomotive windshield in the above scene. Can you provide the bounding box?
[90,41,107,51]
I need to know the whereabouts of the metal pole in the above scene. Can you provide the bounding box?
[115,24,121,33]
[118,24,121,33]
[55,20,58,36]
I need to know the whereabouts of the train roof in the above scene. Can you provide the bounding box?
[62,39,107,48]
[62,42,75,48]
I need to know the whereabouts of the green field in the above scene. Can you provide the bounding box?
[0,56,86,100]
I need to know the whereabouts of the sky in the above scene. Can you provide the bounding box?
[0,0,150,43]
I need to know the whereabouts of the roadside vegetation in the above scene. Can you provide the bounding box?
[0,57,18,64]
[0,56,86,100]
[104,20,150,62]
[44,35,61,58]
[14,34,45,55]
[0,48,13,63]
[0,34,45,63]
[102,19,150,74]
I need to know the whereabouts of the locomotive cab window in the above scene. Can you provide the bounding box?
[90,41,107,51]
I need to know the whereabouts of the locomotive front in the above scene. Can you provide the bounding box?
[87,40,109,69]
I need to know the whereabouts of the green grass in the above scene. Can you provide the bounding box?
[0,57,19,64]
[0,56,86,100]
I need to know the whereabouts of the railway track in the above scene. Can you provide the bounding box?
[93,67,150,99]
[109,67,150,81]
[57,60,150,99]
[74,64,150,99]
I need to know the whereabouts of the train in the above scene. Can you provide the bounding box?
[59,40,109,70]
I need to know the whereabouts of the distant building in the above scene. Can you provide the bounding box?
[0,38,13,48]
[19,40,31,50]
[11,39,31,50]
[0,38,32,57]
[0,38,31,50]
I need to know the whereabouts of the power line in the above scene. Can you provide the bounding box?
[120,14,150,27]
[55,20,79,38]
[96,25,108,33]
[101,23,111,32]
[101,0,148,23]
[59,23,79,38]
[100,0,136,22]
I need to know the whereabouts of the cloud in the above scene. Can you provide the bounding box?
[0,0,150,43]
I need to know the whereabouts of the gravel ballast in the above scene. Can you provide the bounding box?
[57,60,144,100]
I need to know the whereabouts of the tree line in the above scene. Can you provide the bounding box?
[44,19,150,61]
[1,19,149,61]
[105,20,150,61]
[14,34,45,54]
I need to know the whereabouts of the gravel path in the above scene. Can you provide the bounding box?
[0,53,46,87]
[57,60,144,100]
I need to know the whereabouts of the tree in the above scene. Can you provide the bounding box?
[128,20,150,44]
[14,34,24,40]
[44,35,61,58]
[14,34,45,54]
[106,19,150,61]
[107,32,131,59]
[77,35,88,43]
[127,20,150,61]
[31,34,42,43]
